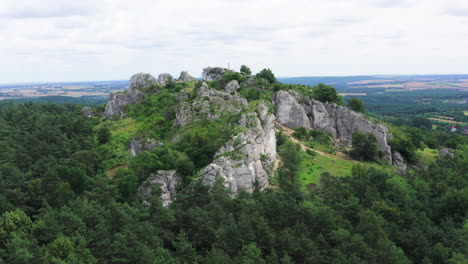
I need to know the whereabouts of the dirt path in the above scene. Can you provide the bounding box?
[274,122,329,157]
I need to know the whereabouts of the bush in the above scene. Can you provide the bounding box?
[256,68,276,84]
[306,149,316,157]
[350,132,379,162]
[347,98,366,113]
[312,83,343,105]
[240,65,252,75]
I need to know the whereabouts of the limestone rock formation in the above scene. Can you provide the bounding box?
[202,67,226,81]
[438,148,455,159]
[174,82,247,127]
[138,170,179,207]
[130,139,164,157]
[82,107,95,118]
[272,90,311,129]
[200,103,276,194]
[273,90,394,162]
[177,71,197,82]
[225,80,240,93]
[104,90,145,119]
[392,151,406,171]
[129,73,158,90]
[158,73,173,85]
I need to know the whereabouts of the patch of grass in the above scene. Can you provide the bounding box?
[416,148,438,165]
[96,118,144,170]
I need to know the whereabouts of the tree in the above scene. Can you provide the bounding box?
[347,98,366,113]
[412,116,432,130]
[312,83,342,104]
[0,209,33,245]
[256,68,276,84]
[97,127,111,144]
[240,65,252,75]
[350,132,379,161]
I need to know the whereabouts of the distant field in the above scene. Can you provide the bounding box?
[0,80,127,101]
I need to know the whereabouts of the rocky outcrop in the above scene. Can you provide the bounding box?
[392,151,406,171]
[158,73,173,85]
[138,170,179,207]
[177,71,197,82]
[82,107,95,118]
[202,67,226,81]
[225,80,240,93]
[273,91,311,129]
[174,82,247,127]
[438,148,455,159]
[104,90,145,119]
[130,139,163,157]
[129,73,158,90]
[273,90,394,162]
[200,103,276,194]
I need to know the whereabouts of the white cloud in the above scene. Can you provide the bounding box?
[0,0,467,83]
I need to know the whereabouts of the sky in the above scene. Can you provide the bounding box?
[0,0,468,83]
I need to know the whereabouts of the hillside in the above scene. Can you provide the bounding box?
[0,66,466,263]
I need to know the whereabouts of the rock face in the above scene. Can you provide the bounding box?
[82,107,94,118]
[104,73,161,119]
[273,90,394,162]
[138,170,179,207]
[438,148,455,159]
[225,80,240,93]
[104,90,145,119]
[130,139,164,157]
[200,103,276,194]
[174,82,248,127]
[272,91,311,129]
[129,73,158,90]
[202,67,226,81]
[158,73,173,85]
[177,71,197,82]
[392,151,406,171]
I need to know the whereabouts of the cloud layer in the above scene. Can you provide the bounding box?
[1,0,467,83]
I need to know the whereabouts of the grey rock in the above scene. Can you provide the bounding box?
[129,73,158,91]
[158,73,173,85]
[392,151,406,171]
[104,90,145,119]
[202,67,226,81]
[272,90,311,129]
[225,80,240,93]
[138,170,179,207]
[174,82,248,127]
[130,139,164,157]
[200,103,276,194]
[176,91,189,101]
[245,77,257,86]
[82,107,94,118]
[438,148,455,159]
[273,90,394,162]
[177,71,197,82]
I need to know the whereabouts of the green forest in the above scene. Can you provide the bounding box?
[0,68,467,264]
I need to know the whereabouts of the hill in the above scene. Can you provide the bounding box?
[0,66,466,263]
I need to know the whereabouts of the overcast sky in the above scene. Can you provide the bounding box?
[1,0,467,83]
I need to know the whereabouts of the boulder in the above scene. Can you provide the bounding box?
[158,73,173,85]
[273,90,394,162]
[82,106,94,118]
[129,73,158,90]
[225,80,240,93]
[130,139,164,157]
[200,103,276,194]
[104,90,145,119]
[438,148,455,159]
[177,71,197,82]
[392,151,406,171]
[174,82,247,127]
[202,67,226,81]
[272,90,311,129]
[138,170,179,207]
